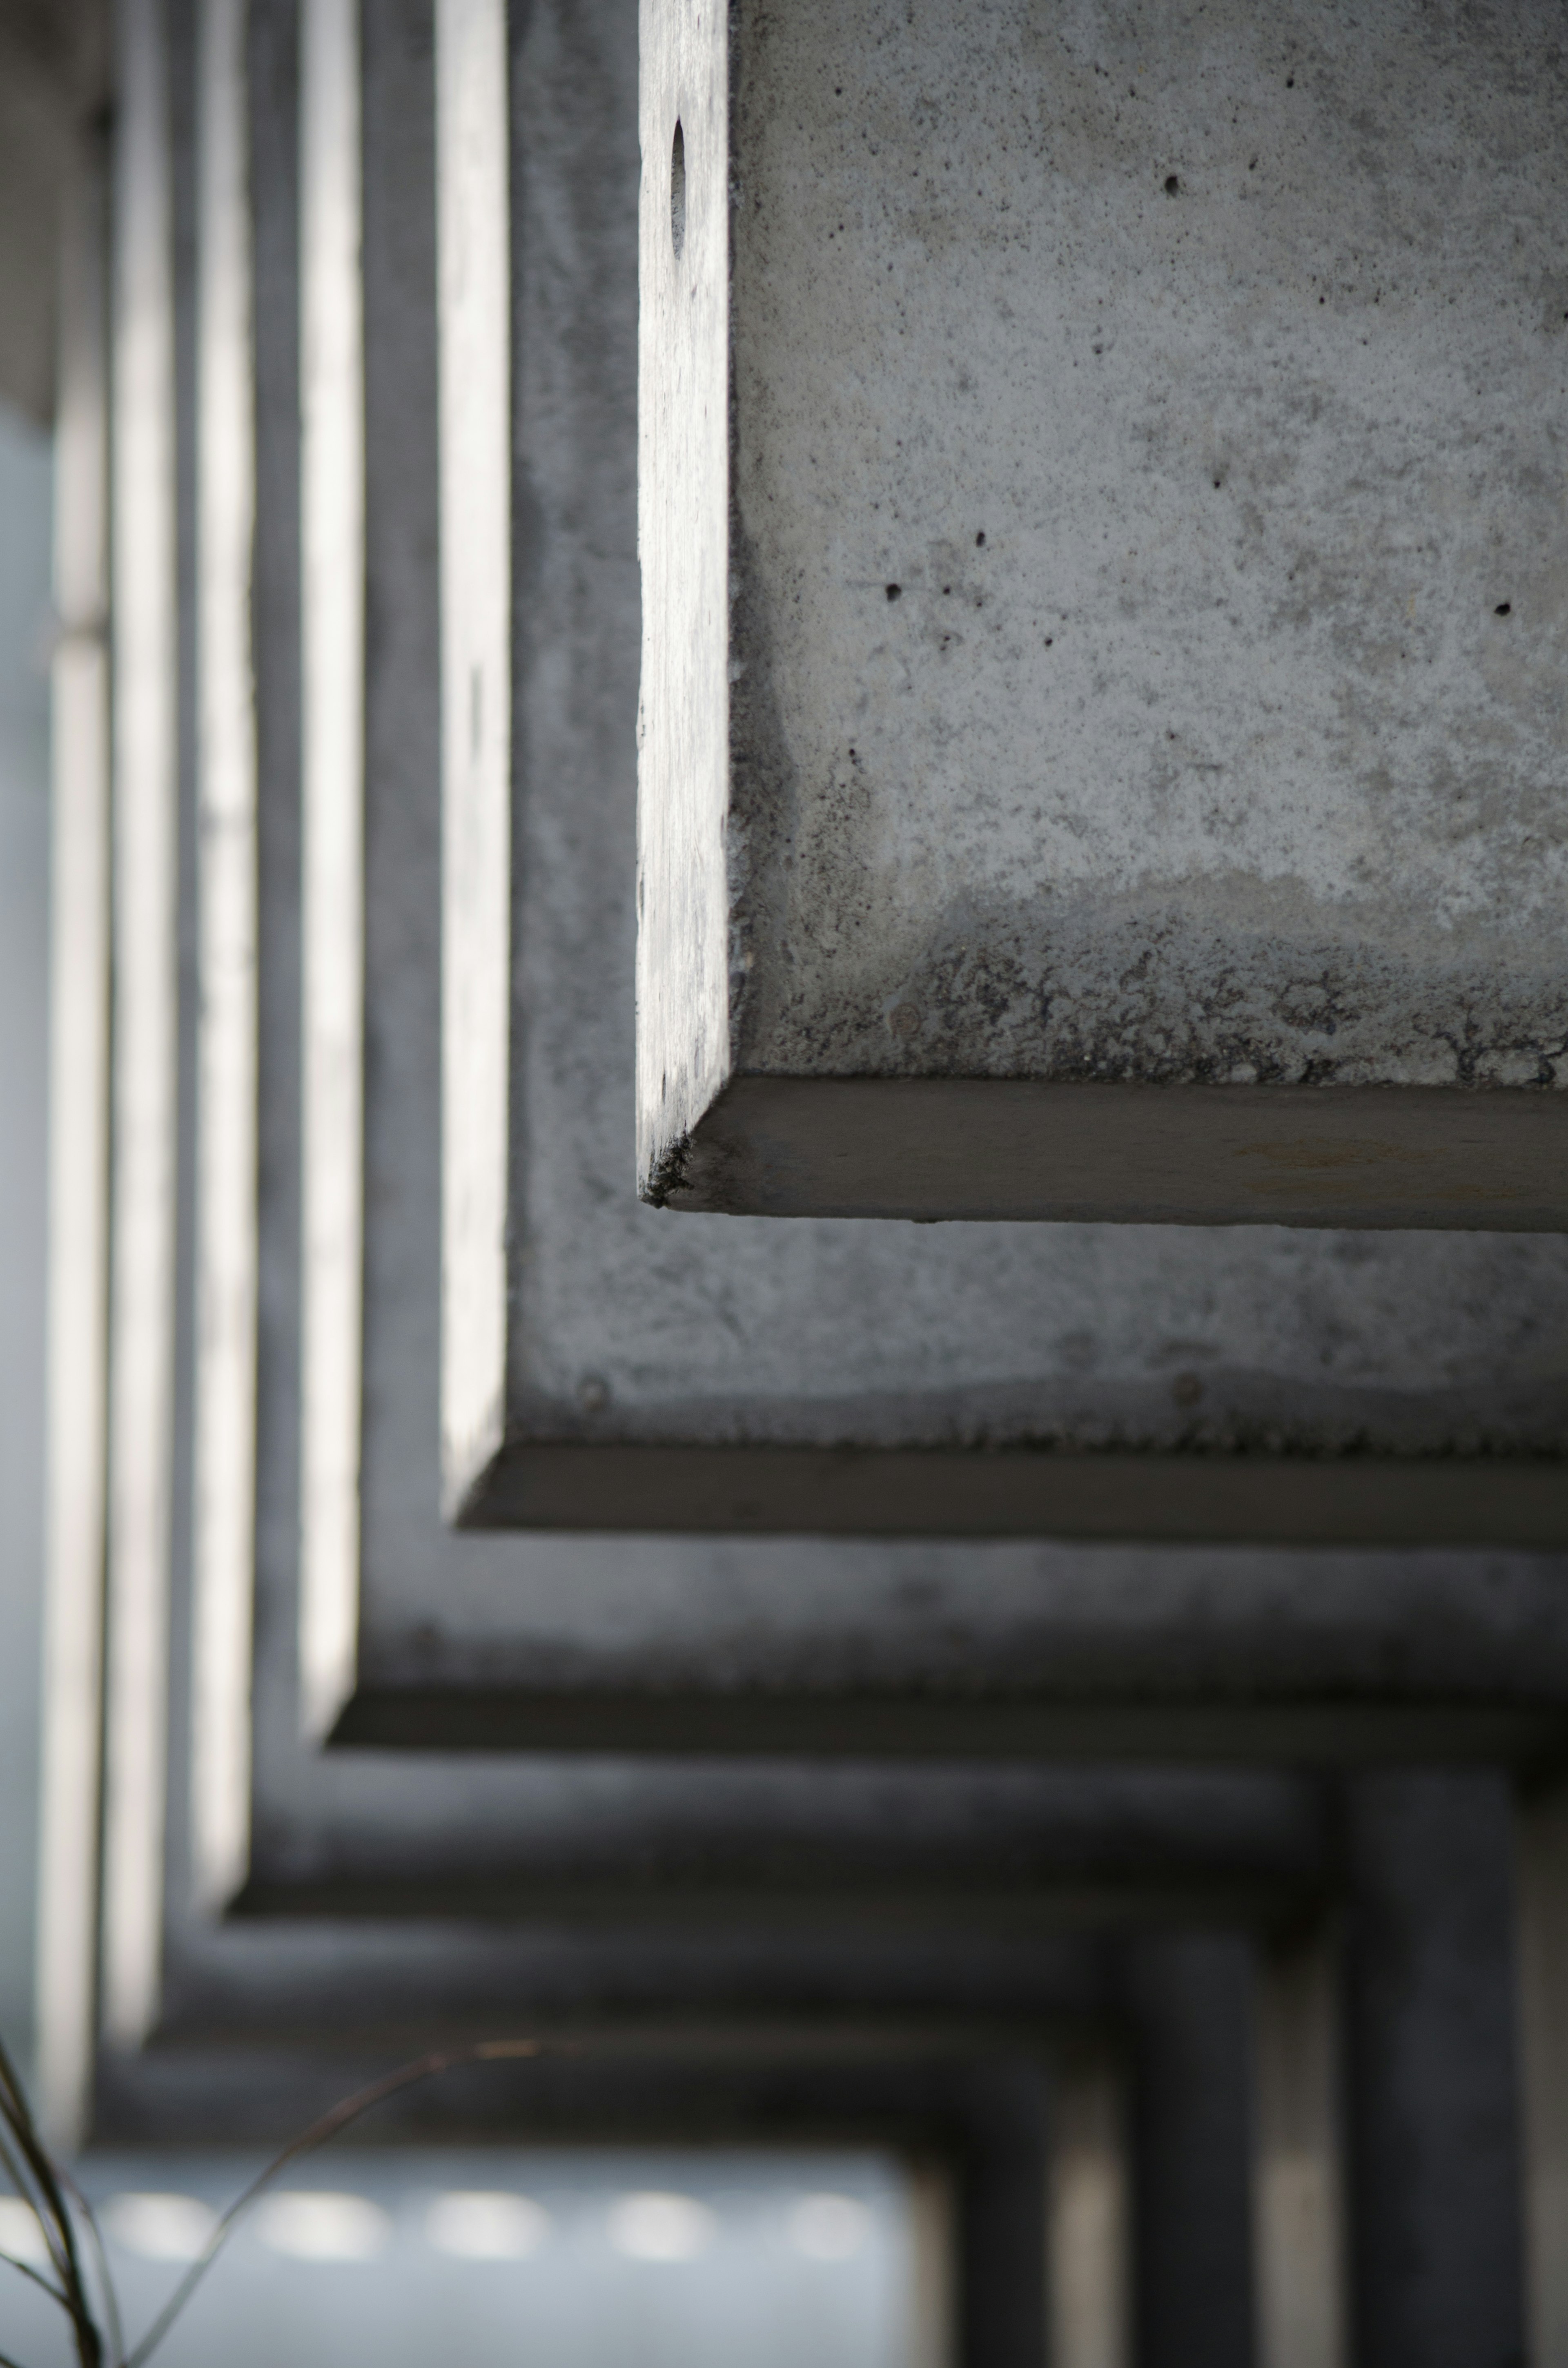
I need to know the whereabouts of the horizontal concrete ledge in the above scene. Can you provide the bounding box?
[329,1690,1568,1768]
[453,1440,1568,1544]
[651,1076,1568,1225]
[229,1873,1320,1933]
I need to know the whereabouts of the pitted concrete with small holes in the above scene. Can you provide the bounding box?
[639,0,1568,1215]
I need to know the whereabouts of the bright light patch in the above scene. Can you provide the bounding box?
[0,2198,51,2268]
[425,2191,549,2259]
[105,2193,218,2262]
[788,2193,870,2261]
[607,2191,715,2263]
[257,2191,389,2261]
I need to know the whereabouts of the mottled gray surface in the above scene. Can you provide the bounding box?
[640,0,1568,1218]
[727,0,1568,1091]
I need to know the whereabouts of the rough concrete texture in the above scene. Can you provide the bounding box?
[423,0,1568,1533]
[232,0,1568,1774]
[639,0,1568,1218]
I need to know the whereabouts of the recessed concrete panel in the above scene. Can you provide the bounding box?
[436,0,1568,1535]
[637,0,1568,1222]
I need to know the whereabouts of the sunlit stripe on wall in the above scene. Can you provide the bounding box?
[188,0,258,1910]
[1048,2044,1132,2368]
[298,0,365,1739]
[1252,1927,1348,2368]
[35,140,111,2147]
[101,0,178,2049]
[436,0,511,1519]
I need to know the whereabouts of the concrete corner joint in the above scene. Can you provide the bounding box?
[637,0,1568,1225]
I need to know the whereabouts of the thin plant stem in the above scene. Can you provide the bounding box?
[123,2037,547,2368]
[0,2124,69,2289]
[0,2252,73,2313]
[0,2038,100,2368]
[55,2170,123,2368]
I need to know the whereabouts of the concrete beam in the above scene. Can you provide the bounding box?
[638,0,1568,1227]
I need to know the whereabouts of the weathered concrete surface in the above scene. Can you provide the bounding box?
[639,0,1568,1221]
[425,0,1568,1537]
[352,1532,1568,1762]
[205,0,1568,1797]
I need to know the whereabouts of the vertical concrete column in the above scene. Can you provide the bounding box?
[1510,1777,1568,2366]
[1342,1772,1526,2368]
[953,2058,1050,2368]
[1123,1935,1257,2368]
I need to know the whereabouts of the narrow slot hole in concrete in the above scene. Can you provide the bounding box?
[671,119,686,258]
